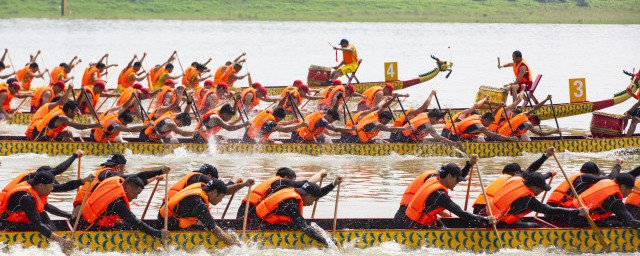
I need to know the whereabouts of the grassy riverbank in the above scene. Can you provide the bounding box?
[1,0,639,24]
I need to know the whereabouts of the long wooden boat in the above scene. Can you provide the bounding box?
[0,218,636,253]
[1,134,639,157]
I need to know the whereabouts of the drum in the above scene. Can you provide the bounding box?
[590,111,628,138]
[307,65,332,86]
[475,86,507,105]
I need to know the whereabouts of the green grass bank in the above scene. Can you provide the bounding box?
[1,0,639,24]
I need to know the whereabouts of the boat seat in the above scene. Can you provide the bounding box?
[346,59,363,86]
[522,74,542,108]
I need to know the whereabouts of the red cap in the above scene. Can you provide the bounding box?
[217,82,229,92]
[384,83,394,93]
[252,82,262,89]
[346,84,355,94]
[204,80,214,86]
[332,79,342,85]
[133,83,143,90]
[293,80,303,86]
[257,86,268,95]
[298,84,309,93]
[93,81,106,91]
[138,88,150,99]
[8,82,20,91]
[53,81,65,88]
[165,79,177,86]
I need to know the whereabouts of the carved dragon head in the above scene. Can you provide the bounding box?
[431,55,453,78]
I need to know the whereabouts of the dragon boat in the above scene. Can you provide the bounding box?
[1,134,639,158]
[0,218,636,253]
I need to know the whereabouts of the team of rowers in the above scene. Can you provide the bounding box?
[0,43,570,144]
[2,147,640,251]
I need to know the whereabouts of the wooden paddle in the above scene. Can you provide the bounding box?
[502,105,523,153]
[72,180,92,234]
[311,177,324,219]
[163,170,169,245]
[474,160,504,249]
[289,92,318,143]
[220,193,235,220]
[39,53,51,77]
[141,180,160,220]
[332,183,341,239]
[552,154,610,252]
[548,96,563,141]
[463,163,474,211]
[81,89,113,153]
[434,94,465,156]
[300,91,320,110]
[242,184,253,240]
[534,173,555,217]
[174,51,186,74]
[6,52,16,74]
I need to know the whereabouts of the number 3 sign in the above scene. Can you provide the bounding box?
[569,78,587,103]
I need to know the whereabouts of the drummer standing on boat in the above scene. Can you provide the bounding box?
[329,39,359,81]
[499,50,533,102]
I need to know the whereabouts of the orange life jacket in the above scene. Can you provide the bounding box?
[168,172,200,200]
[50,66,67,84]
[31,86,54,110]
[81,177,130,228]
[198,90,218,111]
[1,171,33,193]
[241,87,260,110]
[194,86,208,104]
[72,167,115,206]
[116,87,137,107]
[497,113,529,137]
[152,70,169,91]
[183,67,200,89]
[195,108,222,140]
[400,112,432,141]
[144,111,176,141]
[0,182,46,224]
[155,86,175,109]
[573,179,623,221]
[82,66,101,87]
[242,177,283,206]
[0,83,14,111]
[450,114,482,139]
[80,86,100,114]
[487,108,506,132]
[405,178,448,226]
[34,107,68,139]
[320,85,335,101]
[218,67,237,86]
[400,170,439,206]
[360,86,382,109]
[213,65,227,85]
[16,67,34,90]
[26,104,58,139]
[344,111,365,130]
[472,174,511,207]
[118,67,136,90]
[321,85,346,107]
[281,86,302,112]
[91,113,123,142]
[295,112,325,140]
[255,187,303,225]
[342,45,358,65]
[159,182,210,229]
[355,112,381,143]
[625,180,640,207]
[514,60,532,86]
[149,66,166,91]
[181,66,195,86]
[394,108,414,127]
[246,110,277,142]
[443,112,462,132]
[488,177,535,224]
[547,173,582,207]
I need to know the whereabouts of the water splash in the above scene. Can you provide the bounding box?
[310,222,338,250]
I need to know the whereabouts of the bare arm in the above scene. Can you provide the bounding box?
[479,127,517,141]
[211,116,248,131]
[377,123,410,133]
[60,117,101,130]
[526,123,560,136]
[414,90,436,115]
[275,122,307,133]
[426,126,457,145]
[97,53,108,65]
[525,95,551,115]
[325,123,354,133]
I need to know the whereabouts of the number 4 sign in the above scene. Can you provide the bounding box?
[569,78,587,103]
[384,62,398,82]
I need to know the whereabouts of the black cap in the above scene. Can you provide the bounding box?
[580,162,605,176]
[295,182,323,198]
[439,163,466,182]
[339,39,349,45]
[203,179,228,194]
[524,172,551,191]
[27,171,55,186]
[101,154,127,166]
[36,166,52,173]
[502,163,522,175]
[615,173,640,190]
[197,164,219,179]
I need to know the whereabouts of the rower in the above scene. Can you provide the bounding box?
[488,172,588,228]
[30,81,65,112]
[16,63,48,91]
[140,96,204,143]
[159,180,238,245]
[389,109,457,144]
[499,50,533,102]
[496,95,560,141]
[339,97,412,143]
[255,178,343,247]
[278,83,307,114]
[487,92,525,132]
[441,111,517,142]
[357,83,408,111]
[71,154,167,219]
[167,164,253,200]
[395,155,477,221]
[149,53,177,92]
[76,81,118,114]
[625,167,640,218]
[81,54,117,87]
[32,101,101,141]
[241,82,279,113]
[213,53,245,86]
[116,53,148,92]
[77,176,168,240]
[183,63,211,90]
[242,107,307,143]
[198,82,229,113]
[0,172,74,251]
[195,80,213,103]
[217,62,247,87]
[49,56,80,85]
[25,84,74,140]
[89,102,152,143]
[395,157,496,228]
[0,49,15,79]
[290,109,354,143]
[193,103,249,143]
[0,79,33,119]
[115,83,150,116]
[317,80,360,111]
[472,147,555,214]
[329,39,358,82]
[155,79,180,109]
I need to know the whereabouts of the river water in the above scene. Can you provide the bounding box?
[1,19,640,255]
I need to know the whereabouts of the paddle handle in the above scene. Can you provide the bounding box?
[163,172,169,231]
[242,184,253,239]
[220,193,235,220]
[332,183,341,239]
[463,163,474,211]
[549,97,563,141]
[311,177,324,219]
[72,180,93,233]
[502,105,522,152]
[474,164,503,249]
[141,180,160,220]
[552,154,609,252]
